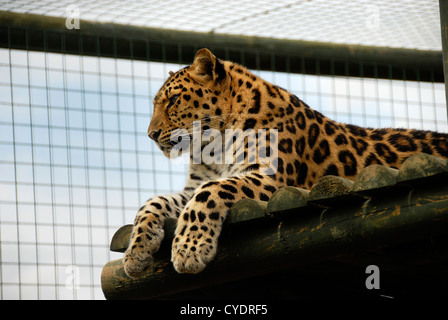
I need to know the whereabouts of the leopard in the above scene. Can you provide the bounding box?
[123,48,448,277]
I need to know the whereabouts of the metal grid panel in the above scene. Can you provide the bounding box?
[0,48,188,299]
[0,0,442,50]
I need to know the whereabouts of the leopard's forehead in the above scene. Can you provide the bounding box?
[154,66,190,103]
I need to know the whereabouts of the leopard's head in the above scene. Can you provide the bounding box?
[148,49,231,158]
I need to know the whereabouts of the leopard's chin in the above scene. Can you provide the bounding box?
[156,134,192,159]
[160,144,189,159]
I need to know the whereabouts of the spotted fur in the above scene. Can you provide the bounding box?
[123,48,448,276]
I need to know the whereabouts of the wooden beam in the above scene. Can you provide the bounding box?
[102,154,448,300]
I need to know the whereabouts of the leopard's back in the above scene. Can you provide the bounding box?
[124,48,448,277]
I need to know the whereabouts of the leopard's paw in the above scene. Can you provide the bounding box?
[171,232,217,274]
[123,227,164,278]
[123,249,154,278]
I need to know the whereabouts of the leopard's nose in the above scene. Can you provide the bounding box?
[148,129,161,141]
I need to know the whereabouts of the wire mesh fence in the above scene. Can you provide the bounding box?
[0,47,191,299]
[0,0,442,50]
[0,12,447,299]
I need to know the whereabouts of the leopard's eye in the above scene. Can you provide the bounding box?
[167,95,179,109]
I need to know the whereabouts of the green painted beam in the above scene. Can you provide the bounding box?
[0,11,443,82]
[439,0,448,118]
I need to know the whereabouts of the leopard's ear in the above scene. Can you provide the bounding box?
[191,48,226,84]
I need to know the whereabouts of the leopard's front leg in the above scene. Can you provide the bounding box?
[171,173,279,274]
[123,194,187,278]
